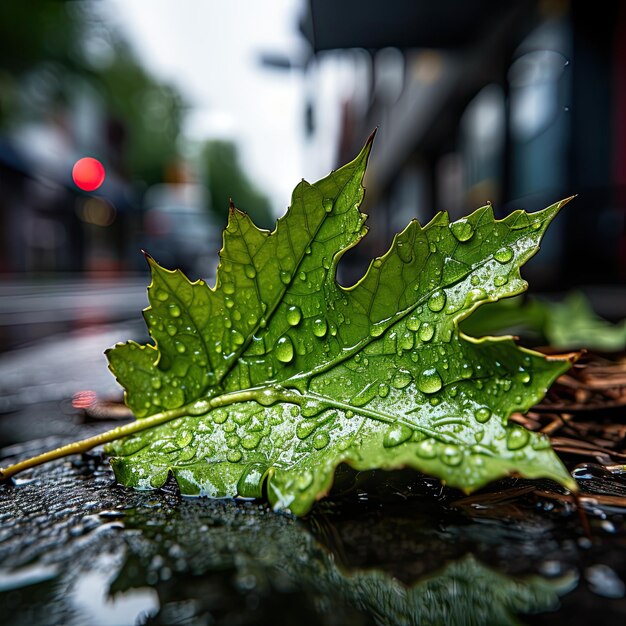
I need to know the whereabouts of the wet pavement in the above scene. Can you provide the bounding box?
[0,287,625,625]
[0,321,144,445]
[1,440,626,625]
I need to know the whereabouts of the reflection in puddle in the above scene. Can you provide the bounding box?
[584,564,625,599]
[104,501,578,626]
[3,458,625,625]
[71,555,159,626]
[0,564,58,592]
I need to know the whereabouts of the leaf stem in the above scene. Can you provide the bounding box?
[0,387,274,481]
[0,378,494,481]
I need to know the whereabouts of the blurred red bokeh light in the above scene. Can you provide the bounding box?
[72,157,106,191]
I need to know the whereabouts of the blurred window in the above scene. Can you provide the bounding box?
[374,47,404,105]
[389,161,429,233]
[461,84,506,207]
[508,21,571,200]
[509,50,568,141]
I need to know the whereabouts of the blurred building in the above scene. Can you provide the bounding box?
[0,1,187,275]
[300,0,626,291]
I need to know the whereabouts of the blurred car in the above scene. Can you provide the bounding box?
[138,182,221,279]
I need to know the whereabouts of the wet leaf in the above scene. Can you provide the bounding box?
[545,292,626,351]
[106,136,576,514]
[462,291,626,351]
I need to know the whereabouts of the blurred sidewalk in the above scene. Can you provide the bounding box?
[0,276,152,445]
[0,319,145,446]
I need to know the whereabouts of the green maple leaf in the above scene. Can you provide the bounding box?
[102,135,576,515]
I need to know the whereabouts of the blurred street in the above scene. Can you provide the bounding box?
[0,276,148,333]
[0,276,156,447]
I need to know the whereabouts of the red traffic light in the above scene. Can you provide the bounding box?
[72,157,106,192]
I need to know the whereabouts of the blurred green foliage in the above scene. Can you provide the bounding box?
[461,291,626,351]
[201,140,273,228]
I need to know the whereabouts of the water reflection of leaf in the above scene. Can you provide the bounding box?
[111,500,576,626]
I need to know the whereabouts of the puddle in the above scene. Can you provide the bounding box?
[0,446,625,625]
[71,555,159,626]
[0,564,58,592]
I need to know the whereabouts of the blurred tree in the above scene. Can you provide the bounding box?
[0,0,184,186]
[0,2,81,74]
[202,140,273,228]
[96,39,185,184]
[0,1,80,128]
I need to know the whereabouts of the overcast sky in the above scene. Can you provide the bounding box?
[104,0,313,216]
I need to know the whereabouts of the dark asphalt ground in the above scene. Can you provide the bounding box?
[0,278,625,625]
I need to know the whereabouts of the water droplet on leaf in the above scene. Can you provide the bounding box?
[370,324,385,338]
[407,316,420,331]
[418,322,434,342]
[494,247,513,263]
[227,450,243,463]
[312,431,330,450]
[296,420,317,440]
[460,363,473,379]
[286,305,302,326]
[392,369,413,389]
[474,407,492,423]
[237,462,266,497]
[441,444,463,466]
[312,318,327,338]
[383,423,413,448]
[213,411,227,424]
[226,434,240,448]
[428,290,446,312]
[399,332,414,351]
[450,220,474,242]
[241,433,262,450]
[417,368,443,394]
[507,426,530,450]
[416,439,437,458]
[350,381,379,407]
